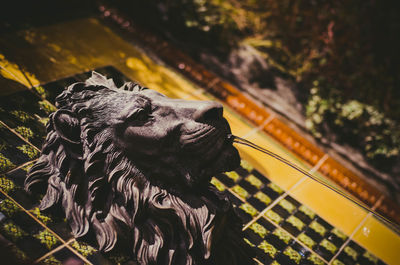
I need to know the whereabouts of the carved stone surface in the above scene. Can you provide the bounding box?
[25,72,254,264]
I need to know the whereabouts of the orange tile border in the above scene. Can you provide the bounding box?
[99,5,400,226]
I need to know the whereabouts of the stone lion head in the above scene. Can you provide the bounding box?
[25,72,253,264]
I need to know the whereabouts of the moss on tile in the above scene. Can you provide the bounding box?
[38,100,57,115]
[10,245,29,263]
[331,227,347,241]
[344,246,358,261]
[17,144,38,159]
[245,174,263,189]
[14,126,34,140]
[279,199,296,214]
[320,239,337,254]
[267,183,284,194]
[0,198,20,216]
[0,176,15,193]
[10,110,31,123]
[249,222,268,238]
[310,221,327,236]
[363,251,378,264]
[232,185,249,199]
[3,222,27,241]
[243,238,255,247]
[225,171,240,182]
[33,85,49,99]
[210,177,225,191]
[34,229,59,249]
[240,160,253,172]
[332,259,345,265]
[254,191,272,205]
[239,203,258,217]
[299,205,315,219]
[286,215,305,231]
[71,241,97,257]
[42,255,62,265]
[283,246,302,264]
[307,253,325,265]
[258,240,277,258]
[29,207,52,224]
[0,152,15,172]
[297,233,315,249]
[273,228,291,244]
[265,210,283,224]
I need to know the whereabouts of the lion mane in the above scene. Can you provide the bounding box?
[25,72,253,265]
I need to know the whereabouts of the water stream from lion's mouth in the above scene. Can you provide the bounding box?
[228,134,400,233]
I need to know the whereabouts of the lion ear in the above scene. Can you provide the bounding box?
[52,109,81,144]
[86,71,117,89]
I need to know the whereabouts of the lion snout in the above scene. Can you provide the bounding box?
[192,101,223,123]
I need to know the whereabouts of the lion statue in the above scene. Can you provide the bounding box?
[25,72,254,264]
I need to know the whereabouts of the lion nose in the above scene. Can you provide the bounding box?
[192,101,223,122]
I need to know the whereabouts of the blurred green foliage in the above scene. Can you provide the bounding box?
[128,0,399,172]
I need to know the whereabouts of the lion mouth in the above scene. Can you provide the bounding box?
[179,119,240,185]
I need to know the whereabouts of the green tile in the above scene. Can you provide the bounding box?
[297,233,316,249]
[272,228,291,244]
[298,205,315,220]
[265,210,283,224]
[343,246,358,261]
[331,227,347,241]
[307,253,325,265]
[258,240,277,258]
[254,191,272,205]
[0,152,16,172]
[210,177,226,191]
[279,199,296,214]
[245,174,263,189]
[29,207,52,224]
[239,203,258,217]
[225,171,240,182]
[14,126,34,140]
[16,144,38,159]
[34,229,59,250]
[41,255,63,265]
[0,176,16,193]
[267,183,284,194]
[309,221,327,236]
[2,221,28,241]
[283,246,302,264]
[0,198,21,216]
[363,251,379,264]
[249,222,268,238]
[332,259,345,265]
[240,160,254,172]
[319,239,337,254]
[232,185,249,199]
[243,238,255,247]
[286,215,305,231]
[71,240,97,257]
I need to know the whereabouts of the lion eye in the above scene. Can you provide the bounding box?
[136,110,148,121]
[128,108,149,122]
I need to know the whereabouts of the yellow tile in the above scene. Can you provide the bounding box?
[243,131,313,170]
[289,178,367,235]
[223,110,255,138]
[353,215,400,265]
